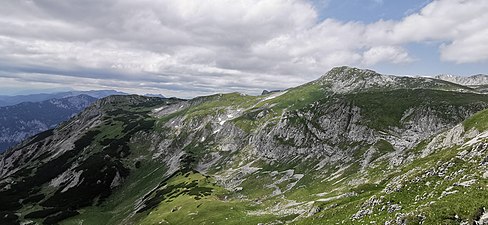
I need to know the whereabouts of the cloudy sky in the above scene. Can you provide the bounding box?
[0,0,487,98]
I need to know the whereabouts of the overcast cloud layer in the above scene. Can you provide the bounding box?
[0,0,487,97]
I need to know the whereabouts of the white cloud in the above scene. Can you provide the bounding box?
[390,0,488,43]
[440,29,488,63]
[362,46,412,65]
[0,0,487,97]
[390,0,488,64]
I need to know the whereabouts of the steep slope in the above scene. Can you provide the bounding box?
[287,107,488,224]
[0,95,98,152]
[1,67,488,225]
[0,95,183,225]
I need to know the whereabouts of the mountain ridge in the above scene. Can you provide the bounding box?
[317,66,478,94]
[435,73,488,93]
[435,73,488,86]
[1,67,488,225]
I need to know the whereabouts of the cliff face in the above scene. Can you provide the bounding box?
[1,67,488,225]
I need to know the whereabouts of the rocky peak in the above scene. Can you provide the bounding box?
[320,66,380,81]
[317,66,396,93]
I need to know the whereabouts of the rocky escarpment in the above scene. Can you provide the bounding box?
[150,88,487,184]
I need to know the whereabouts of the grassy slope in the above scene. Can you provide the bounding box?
[136,142,488,225]
[138,171,283,225]
[464,108,488,131]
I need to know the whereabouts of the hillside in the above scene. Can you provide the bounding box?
[1,67,488,225]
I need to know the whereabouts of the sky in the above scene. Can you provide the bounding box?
[0,0,487,98]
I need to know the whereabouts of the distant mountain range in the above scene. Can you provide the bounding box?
[435,74,488,93]
[0,95,98,152]
[0,90,127,107]
[144,93,166,98]
[0,90,131,152]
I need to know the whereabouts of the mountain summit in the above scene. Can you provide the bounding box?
[1,68,488,225]
[318,66,397,93]
[318,66,477,94]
